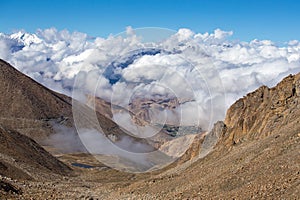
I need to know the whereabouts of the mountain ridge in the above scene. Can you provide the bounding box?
[222,73,300,146]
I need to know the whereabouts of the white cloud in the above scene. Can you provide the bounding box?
[1,27,300,131]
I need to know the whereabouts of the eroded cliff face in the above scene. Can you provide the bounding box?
[223,73,300,146]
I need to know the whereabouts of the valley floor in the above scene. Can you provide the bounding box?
[2,125,299,199]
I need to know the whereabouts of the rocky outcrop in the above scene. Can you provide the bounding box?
[223,73,300,146]
[200,121,227,156]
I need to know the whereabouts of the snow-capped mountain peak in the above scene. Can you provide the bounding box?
[10,31,42,46]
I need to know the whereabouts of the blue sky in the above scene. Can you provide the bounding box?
[0,0,299,42]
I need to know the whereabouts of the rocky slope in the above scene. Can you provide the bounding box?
[0,125,73,198]
[0,125,71,180]
[0,59,73,141]
[100,73,299,199]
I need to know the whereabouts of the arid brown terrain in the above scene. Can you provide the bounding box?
[0,59,299,199]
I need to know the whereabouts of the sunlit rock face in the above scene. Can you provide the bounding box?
[223,73,300,146]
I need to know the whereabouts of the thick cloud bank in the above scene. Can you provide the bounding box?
[1,27,300,131]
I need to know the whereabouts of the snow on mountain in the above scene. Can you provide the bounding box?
[10,31,42,46]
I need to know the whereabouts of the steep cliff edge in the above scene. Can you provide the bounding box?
[223,73,300,146]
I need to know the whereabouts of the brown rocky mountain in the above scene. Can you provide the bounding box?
[0,60,171,178]
[0,62,72,119]
[0,124,73,198]
[0,59,160,151]
[119,73,300,199]
[0,58,299,199]
[0,125,71,180]
[0,59,73,141]
[223,73,300,146]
